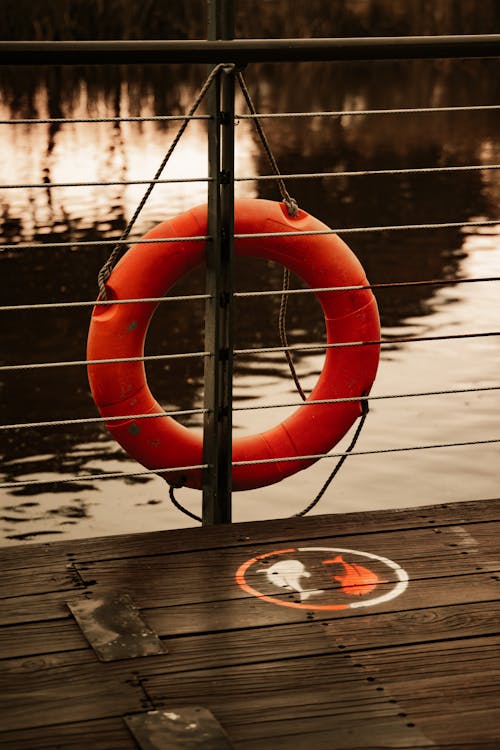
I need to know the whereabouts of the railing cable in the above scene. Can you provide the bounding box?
[1,384,498,432]
[236,103,500,119]
[2,330,498,373]
[2,438,499,491]
[237,163,500,182]
[1,275,499,313]
[1,218,497,255]
[0,114,210,125]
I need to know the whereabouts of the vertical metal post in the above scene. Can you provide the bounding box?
[202,0,235,524]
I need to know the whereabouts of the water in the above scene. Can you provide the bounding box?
[1,55,499,545]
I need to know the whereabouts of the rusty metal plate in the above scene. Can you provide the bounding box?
[124,707,234,749]
[67,591,167,662]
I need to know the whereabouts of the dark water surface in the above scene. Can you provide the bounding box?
[1,48,499,543]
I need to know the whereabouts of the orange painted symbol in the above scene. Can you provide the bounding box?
[322,554,386,596]
[235,546,409,612]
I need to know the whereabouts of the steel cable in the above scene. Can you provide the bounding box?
[1,276,499,313]
[1,438,499,490]
[1,385,498,432]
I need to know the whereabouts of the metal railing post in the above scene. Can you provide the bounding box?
[202,0,235,524]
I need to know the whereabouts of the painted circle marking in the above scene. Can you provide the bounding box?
[235,546,409,611]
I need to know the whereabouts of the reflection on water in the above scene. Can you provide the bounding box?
[1,52,500,544]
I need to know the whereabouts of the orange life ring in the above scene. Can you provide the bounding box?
[87,198,380,491]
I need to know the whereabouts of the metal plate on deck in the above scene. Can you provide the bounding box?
[67,591,167,661]
[124,707,234,749]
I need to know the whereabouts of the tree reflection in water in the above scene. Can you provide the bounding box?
[1,3,500,542]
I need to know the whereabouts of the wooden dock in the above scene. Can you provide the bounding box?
[1,498,499,749]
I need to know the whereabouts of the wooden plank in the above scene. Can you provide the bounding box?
[322,600,500,650]
[0,500,498,750]
[2,520,498,628]
[117,572,500,635]
[343,638,500,746]
[142,652,432,748]
[0,589,83,627]
[0,660,147,732]
[0,617,88,659]
[0,718,137,750]
[0,564,83,598]
[1,499,498,571]
[66,525,500,607]
[3,570,497,659]
[2,622,328,679]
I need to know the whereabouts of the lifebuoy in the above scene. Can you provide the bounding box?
[87,198,380,491]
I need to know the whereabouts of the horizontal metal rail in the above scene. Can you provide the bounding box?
[1,385,498,432]
[0,35,499,65]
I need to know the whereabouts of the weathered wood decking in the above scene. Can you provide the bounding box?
[1,499,499,749]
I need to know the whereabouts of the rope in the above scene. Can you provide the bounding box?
[278,266,307,401]
[295,395,369,517]
[236,71,298,217]
[168,484,201,523]
[97,62,232,299]
[236,70,307,410]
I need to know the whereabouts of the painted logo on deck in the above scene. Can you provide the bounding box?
[236,547,409,611]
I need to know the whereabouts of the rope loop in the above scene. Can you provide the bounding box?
[167,483,202,523]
